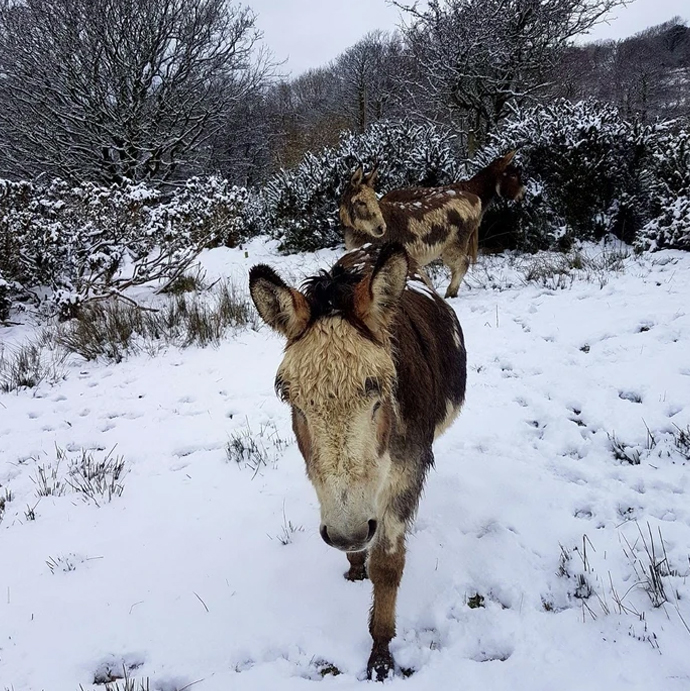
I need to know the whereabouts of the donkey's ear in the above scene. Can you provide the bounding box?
[356,243,409,337]
[498,150,516,169]
[249,265,310,340]
[350,165,364,186]
[364,164,379,188]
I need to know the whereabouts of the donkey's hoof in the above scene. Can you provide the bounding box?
[366,645,395,681]
[344,565,368,581]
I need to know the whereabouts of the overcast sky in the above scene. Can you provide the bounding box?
[248,0,689,77]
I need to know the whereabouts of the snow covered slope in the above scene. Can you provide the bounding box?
[1,240,689,690]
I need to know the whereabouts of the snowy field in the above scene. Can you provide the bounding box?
[1,238,690,691]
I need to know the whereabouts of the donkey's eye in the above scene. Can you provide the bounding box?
[365,377,381,396]
[372,401,382,417]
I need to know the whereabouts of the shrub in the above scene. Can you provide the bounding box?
[477,99,653,251]
[0,176,258,316]
[635,122,690,252]
[0,271,11,322]
[260,119,464,252]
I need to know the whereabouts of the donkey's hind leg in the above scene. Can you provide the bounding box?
[345,550,368,581]
[443,247,470,298]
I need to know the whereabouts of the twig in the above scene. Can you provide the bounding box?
[193,591,210,613]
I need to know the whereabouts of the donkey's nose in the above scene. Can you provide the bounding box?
[374,224,386,237]
[320,520,377,551]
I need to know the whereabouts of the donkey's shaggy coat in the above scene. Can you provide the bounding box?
[249,243,466,680]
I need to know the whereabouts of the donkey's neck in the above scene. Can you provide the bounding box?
[461,169,500,211]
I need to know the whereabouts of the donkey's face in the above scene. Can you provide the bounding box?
[340,166,386,239]
[249,247,409,553]
[494,151,526,202]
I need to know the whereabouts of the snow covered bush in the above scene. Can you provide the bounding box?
[0,177,257,317]
[149,177,259,249]
[260,119,463,252]
[635,122,690,252]
[0,271,11,322]
[476,99,651,251]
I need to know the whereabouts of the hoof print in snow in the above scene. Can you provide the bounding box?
[579,344,590,353]
[637,322,653,333]
[472,648,512,663]
[467,593,485,609]
[574,508,593,520]
[314,659,341,678]
[619,390,642,403]
[93,654,145,685]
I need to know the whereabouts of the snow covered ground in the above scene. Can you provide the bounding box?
[1,239,690,691]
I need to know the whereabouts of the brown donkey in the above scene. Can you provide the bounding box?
[249,243,466,680]
[340,152,525,298]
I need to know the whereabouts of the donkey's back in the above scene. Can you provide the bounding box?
[340,167,481,298]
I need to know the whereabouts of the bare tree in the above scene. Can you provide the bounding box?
[550,19,690,122]
[395,0,631,152]
[335,31,406,133]
[0,0,270,183]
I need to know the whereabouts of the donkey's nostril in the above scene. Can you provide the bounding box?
[367,519,377,541]
[320,524,333,547]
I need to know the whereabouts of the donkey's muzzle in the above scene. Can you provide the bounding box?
[372,224,386,238]
[320,519,377,552]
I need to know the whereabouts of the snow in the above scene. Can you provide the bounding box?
[2,240,690,690]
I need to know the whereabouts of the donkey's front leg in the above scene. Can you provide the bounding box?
[366,534,406,681]
[345,550,368,581]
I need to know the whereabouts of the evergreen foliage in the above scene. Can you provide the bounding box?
[260,119,463,252]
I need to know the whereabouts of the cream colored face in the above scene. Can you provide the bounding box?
[276,318,396,552]
[340,177,387,238]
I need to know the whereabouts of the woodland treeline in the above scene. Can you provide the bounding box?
[0,0,687,186]
[2,0,689,319]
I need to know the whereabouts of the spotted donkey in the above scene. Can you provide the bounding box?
[340,152,525,298]
[249,243,466,680]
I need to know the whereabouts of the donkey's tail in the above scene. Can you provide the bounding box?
[468,224,479,265]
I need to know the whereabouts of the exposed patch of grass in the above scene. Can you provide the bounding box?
[621,523,677,609]
[608,432,642,465]
[30,446,126,505]
[46,554,78,574]
[520,244,631,291]
[24,502,38,521]
[226,420,289,477]
[0,331,67,393]
[0,486,13,523]
[66,447,126,506]
[160,267,208,295]
[270,504,304,546]
[522,254,575,290]
[31,459,67,497]
[671,424,690,461]
[57,280,256,362]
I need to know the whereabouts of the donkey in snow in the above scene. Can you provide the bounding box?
[249,243,466,680]
[340,152,525,298]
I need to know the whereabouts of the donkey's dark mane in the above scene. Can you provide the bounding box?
[301,264,375,339]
